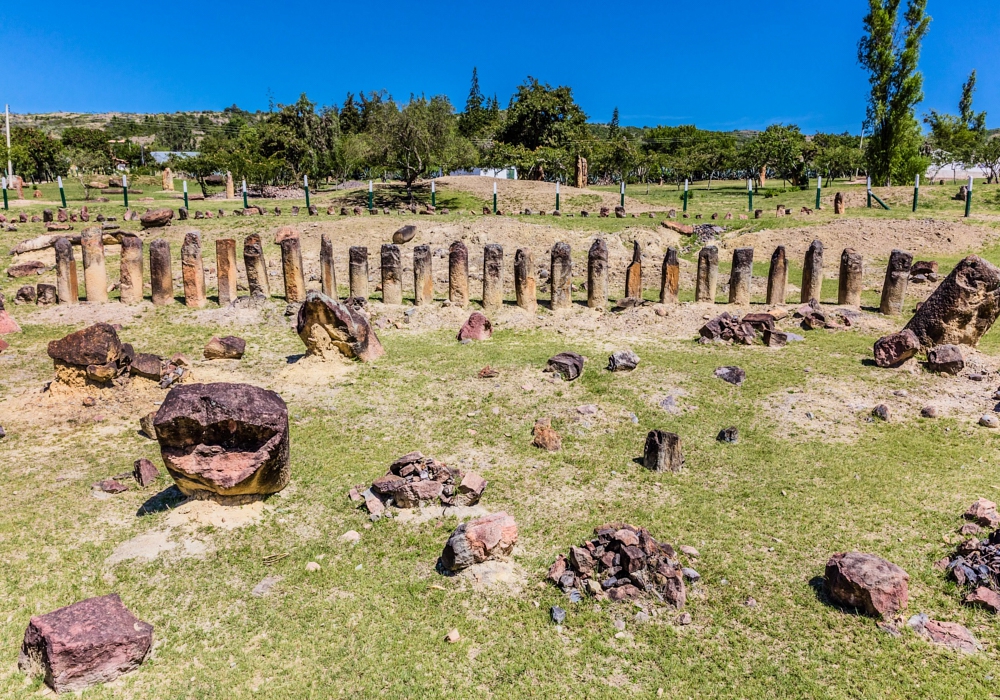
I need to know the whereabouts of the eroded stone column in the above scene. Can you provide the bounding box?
[216,238,238,306]
[880,249,912,315]
[625,240,642,300]
[150,239,174,305]
[119,234,144,304]
[320,233,336,298]
[838,248,863,307]
[381,244,403,304]
[801,239,824,303]
[243,234,269,298]
[550,242,572,310]
[695,246,718,303]
[279,231,306,303]
[587,239,608,309]
[729,247,753,305]
[766,246,788,306]
[482,243,503,312]
[413,245,433,306]
[349,246,369,299]
[660,247,679,304]
[514,248,536,313]
[54,236,78,305]
[449,241,469,307]
[181,231,207,308]
[80,227,108,304]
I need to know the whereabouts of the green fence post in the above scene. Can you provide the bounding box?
[57,175,66,208]
[493,181,497,214]
[965,175,973,218]
[683,179,688,212]
[555,181,560,212]
[304,175,310,209]
[431,179,436,208]
[183,180,189,209]
[122,173,129,209]
[912,174,919,212]
[815,175,822,210]
[747,178,753,211]
[866,176,872,209]
[1,177,7,211]
[242,179,248,209]
[368,180,373,210]
[620,180,625,208]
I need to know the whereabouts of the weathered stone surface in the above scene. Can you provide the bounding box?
[381,244,403,305]
[964,586,1000,613]
[6,260,45,278]
[181,231,207,308]
[532,418,562,451]
[153,382,290,498]
[449,241,470,307]
[824,551,909,618]
[319,234,337,298]
[873,329,920,368]
[926,344,964,374]
[964,498,999,527]
[714,365,745,385]
[457,312,492,341]
[908,614,980,654]
[149,239,174,305]
[15,285,35,304]
[393,224,416,244]
[660,247,679,304]
[838,248,863,307]
[36,283,57,305]
[440,512,518,572]
[587,239,609,308]
[0,293,19,334]
[18,594,153,693]
[140,208,173,229]
[130,353,164,381]
[47,323,121,368]
[625,241,642,299]
[482,243,504,312]
[243,234,269,298]
[204,336,246,360]
[880,249,912,315]
[296,291,385,362]
[115,235,143,305]
[607,350,639,372]
[278,229,306,303]
[763,330,788,347]
[902,255,1000,348]
[550,242,572,310]
[801,240,824,303]
[349,246,369,300]
[643,430,683,472]
[514,248,536,312]
[216,239,238,306]
[54,237,78,305]
[80,227,108,303]
[545,352,584,380]
[696,246,719,303]
[133,458,160,487]
[833,192,844,214]
[729,248,753,305]
[413,245,433,306]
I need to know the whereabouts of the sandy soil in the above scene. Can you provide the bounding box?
[434,176,659,213]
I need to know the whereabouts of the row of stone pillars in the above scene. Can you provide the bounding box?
[48,230,912,315]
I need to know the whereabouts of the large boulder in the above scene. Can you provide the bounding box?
[153,382,290,499]
[440,512,518,572]
[824,551,909,618]
[296,291,385,362]
[457,312,492,341]
[392,225,416,244]
[903,255,1000,348]
[873,329,919,368]
[139,208,173,229]
[19,594,153,693]
[47,323,122,367]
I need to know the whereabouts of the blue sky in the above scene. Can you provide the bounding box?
[1,0,996,134]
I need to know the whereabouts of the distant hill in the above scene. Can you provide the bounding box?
[8,111,234,137]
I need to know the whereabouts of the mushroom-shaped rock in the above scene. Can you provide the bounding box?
[19,594,153,693]
[824,551,909,618]
[153,382,290,499]
[296,291,385,362]
[457,312,493,341]
[47,322,121,368]
[440,511,518,572]
[139,208,173,229]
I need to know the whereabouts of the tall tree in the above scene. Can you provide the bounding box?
[924,70,988,177]
[496,77,588,152]
[858,0,931,186]
[458,67,488,138]
[608,107,620,140]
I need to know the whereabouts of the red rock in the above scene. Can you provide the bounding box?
[570,546,595,576]
[660,220,694,235]
[532,418,562,451]
[93,479,129,494]
[457,312,493,341]
[613,529,640,548]
[607,584,641,602]
[440,511,518,572]
[139,208,173,229]
[47,323,121,367]
[657,562,687,608]
[964,586,1000,613]
[274,225,298,243]
[926,344,964,374]
[0,338,8,353]
[6,260,45,278]
[386,478,443,507]
[913,618,980,654]
[824,551,909,618]
[453,471,488,506]
[203,335,246,360]
[130,353,164,380]
[153,382,290,498]
[965,498,999,527]
[297,291,385,362]
[547,554,568,583]
[133,458,160,488]
[620,545,646,574]
[545,352,584,381]
[0,294,21,334]
[18,594,153,693]
[873,329,920,368]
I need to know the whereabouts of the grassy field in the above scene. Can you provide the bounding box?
[0,179,999,697]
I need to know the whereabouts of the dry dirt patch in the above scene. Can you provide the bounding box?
[435,176,659,213]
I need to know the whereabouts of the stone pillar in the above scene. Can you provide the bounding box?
[587,239,608,309]
[181,231,207,308]
[625,240,642,299]
[243,234,269,298]
[225,171,235,199]
[575,156,588,189]
[728,247,753,305]
[880,249,912,315]
[349,246,369,299]
[216,238,238,306]
[514,248,536,313]
[660,247,679,304]
[449,241,469,307]
[766,246,788,306]
[801,239,824,303]
[279,234,306,303]
[695,246,718,303]
[149,239,174,305]
[53,236,78,305]
[80,227,108,304]
[482,243,504,313]
[838,248,863,307]
[834,192,844,215]
[320,233,336,298]
[119,234,144,304]
[550,242,572,310]
[413,245,433,306]
[381,244,403,304]
[162,167,173,191]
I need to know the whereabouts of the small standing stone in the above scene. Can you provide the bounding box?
[149,239,174,306]
[550,242,572,310]
[449,241,469,307]
[695,246,718,303]
[320,234,337,299]
[413,245,433,306]
[660,247,679,304]
[181,231,207,308]
[482,243,504,312]
[80,227,108,303]
[244,234,270,298]
[766,246,788,306]
[643,430,684,472]
[801,240,824,303]
[880,249,912,316]
[381,244,403,304]
[216,238,238,306]
[838,248,863,307]
[624,240,642,300]
[349,246,369,300]
[587,239,608,309]
[278,228,306,303]
[54,236,79,305]
[119,235,144,304]
[514,248,537,313]
[728,248,753,305]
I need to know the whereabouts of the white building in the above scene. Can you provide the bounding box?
[449,167,517,180]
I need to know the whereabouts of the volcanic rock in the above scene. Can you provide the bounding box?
[296,291,385,362]
[545,352,584,381]
[47,323,121,368]
[925,344,964,374]
[457,312,492,341]
[873,329,920,368]
[204,336,246,360]
[824,551,909,618]
[139,208,173,229]
[606,350,639,372]
[440,511,518,572]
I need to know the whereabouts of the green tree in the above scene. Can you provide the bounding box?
[858,0,931,186]
[458,67,490,139]
[608,107,620,140]
[738,125,806,186]
[0,126,67,182]
[977,136,1000,184]
[925,70,987,177]
[340,93,362,135]
[495,77,588,157]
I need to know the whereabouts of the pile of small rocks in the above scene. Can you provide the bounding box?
[351,451,487,518]
[944,498,1000,611]
[547,524,691,606]
[699,311,793,347]
[692,223,725,244]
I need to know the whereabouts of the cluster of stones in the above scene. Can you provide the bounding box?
[440,512,518,573]
[547,524,689,605]
[1,206,93,232]
[350,451,487,518]
[943,498,1000,613]
[45,322,184,387]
